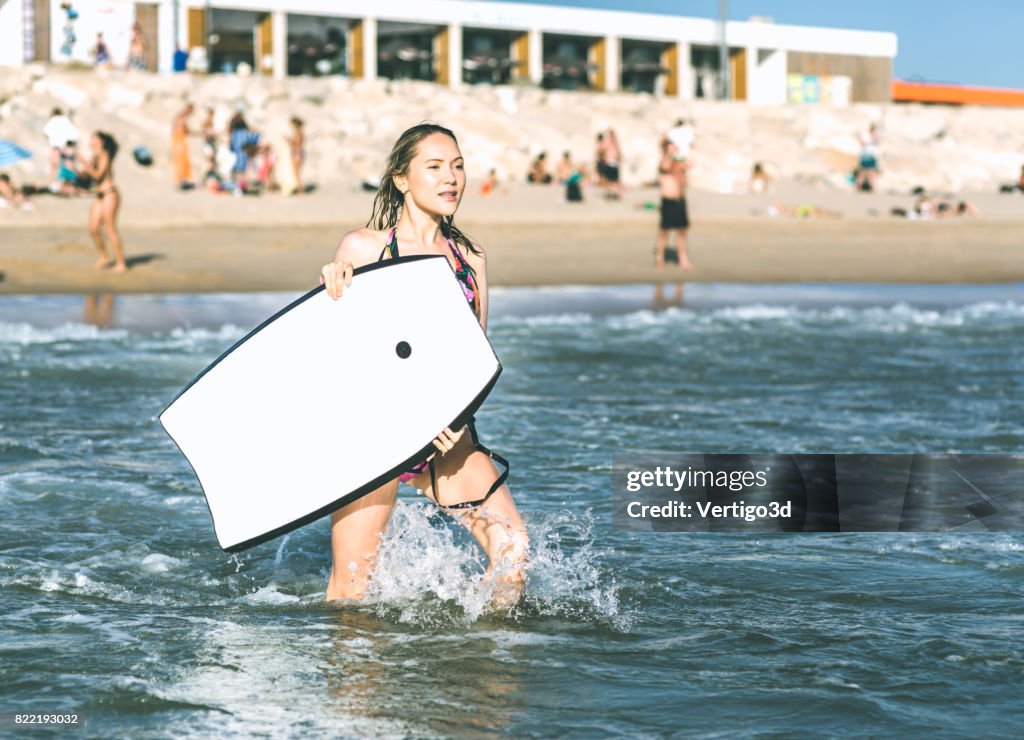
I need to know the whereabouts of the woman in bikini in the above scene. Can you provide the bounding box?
[319,123,529,607]
[80,131,127,272]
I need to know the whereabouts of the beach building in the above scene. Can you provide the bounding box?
[1,0,897,103]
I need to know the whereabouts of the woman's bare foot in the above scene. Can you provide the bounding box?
[680,257,695,271]
[110,262,128,273]
[92,257,111,270]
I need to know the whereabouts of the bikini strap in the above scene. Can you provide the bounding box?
[445,237,465,266]
[377,228,399,262]
[446,237,480,315]
[442,235,468,274]
[428,419,510,513]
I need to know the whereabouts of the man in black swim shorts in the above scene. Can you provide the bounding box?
[655,139,693,270]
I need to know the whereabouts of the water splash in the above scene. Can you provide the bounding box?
[362,501,627,629]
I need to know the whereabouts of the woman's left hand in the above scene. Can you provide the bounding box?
[431,426,466,457]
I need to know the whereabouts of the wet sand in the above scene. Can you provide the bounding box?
[1,219,1023,295]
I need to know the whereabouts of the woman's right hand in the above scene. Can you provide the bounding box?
[320,260,354,300]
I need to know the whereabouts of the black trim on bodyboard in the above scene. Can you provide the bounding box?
[158,254,502,552]
[221,368,501,553]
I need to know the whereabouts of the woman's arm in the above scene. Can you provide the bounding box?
[465,246,489,334]
[320,228,380,300]
[79,152,107,180]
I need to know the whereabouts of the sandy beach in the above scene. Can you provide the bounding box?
[2,69,1023,294]
[2,182,1023,294]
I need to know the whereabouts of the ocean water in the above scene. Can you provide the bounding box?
[1,284,1022,737]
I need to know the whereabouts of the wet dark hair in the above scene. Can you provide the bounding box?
[94,131,118,160]
[368,123,480,263]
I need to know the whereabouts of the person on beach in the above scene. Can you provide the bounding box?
[79,131,127,272]
[318,123,529,607]
[127,21,147,70]
[892,196,980,220]
[288,117,305,194]
[594,132,607,190]
[602,129,623,199]
[480,168,499,196]
[768,202,842,219]
[44,108,78,192]
[0,174,32,210]
[172,103,195,190]
[855,123,880,192]
[526,152,553,184]
[59,2,78,59]
[750,162,771,193]
[556,151,574,184]
[200,107,220,188]
[55,142,90,197]
[665,118,694,162]
[655,140,692,270]
[557,152,583,203]
[92,33,111,67]
[229,113,260,192]
[252,142,276,192]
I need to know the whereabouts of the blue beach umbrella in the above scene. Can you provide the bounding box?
[0,140,32,166]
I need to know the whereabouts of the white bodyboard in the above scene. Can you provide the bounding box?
[160,256,501,551]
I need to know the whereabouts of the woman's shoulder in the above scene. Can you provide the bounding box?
[335,227,389,265]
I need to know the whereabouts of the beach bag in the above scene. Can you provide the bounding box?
[132,146,154,167]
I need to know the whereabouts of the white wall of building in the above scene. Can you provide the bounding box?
[156,0,176,73]
[0,0,26,66]
[748,48,787,105]
[180,0,896,58]
[0,0,897,103]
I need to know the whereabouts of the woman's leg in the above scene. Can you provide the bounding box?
[675,227,693,271]
[654,227,668,268]
[102,191,127,272]
[88,199,109,268]
[292,152,303,192]
[327,479,399,601]
[416,433,530,605]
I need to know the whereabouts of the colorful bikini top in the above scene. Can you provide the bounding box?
[378,228,478,314]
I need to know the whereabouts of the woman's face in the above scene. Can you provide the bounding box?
[399,132,465,218]
[90,134,101,155]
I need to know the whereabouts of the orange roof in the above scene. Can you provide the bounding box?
[892,80,1024,107]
